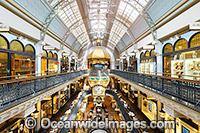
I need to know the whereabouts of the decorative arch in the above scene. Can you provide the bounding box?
[48,51,53,58]
[150,50,155,56]
[190,32,200,48]
[42,50,48,57]
[53,53,58,60]
[10,40,24,52]
[145,51,150,57]
[25,44,35,54]
[163,43,173,54]
[140,52,145,58]
[0,34,9,49]
[174,38,188,51]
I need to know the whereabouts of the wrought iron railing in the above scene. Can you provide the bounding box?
[111,70,200,111]
[0,70,87,111]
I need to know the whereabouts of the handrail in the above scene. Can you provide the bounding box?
[0,71,84,85]
[0,70,88,110]
[113,70,200,84]
[111,70,200,112]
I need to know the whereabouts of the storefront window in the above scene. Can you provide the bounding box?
[0,35,8,49]
[10,40,23,52]
[174,39,188,51]
[61,56,69,73]
[0,53,8,79]
[190,32,200,48]
[48,52,58,73]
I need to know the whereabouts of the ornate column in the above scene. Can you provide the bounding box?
[136,50,140,73]
[155,42,163,75]
[35,41,43,76]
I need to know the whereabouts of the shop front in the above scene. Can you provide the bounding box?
[61,55,69,73]
[48,52,58,74]
[41,50,58,75]
[140,93,157,121]
[123,58,127,71]
[163,32,200,80]
[0,34,35,80]
[41,97,53,118]
[130,56,137,72]
[140,50,156,74]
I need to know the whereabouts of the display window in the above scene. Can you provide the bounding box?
[140,51,156,74]
[41,50,48,75]
[163,33,200,79]
[61,56,69,73]
[10,41,35,79]
[130,56,137,72]
[41,99,52,118]
[123,59,127,70]
[48,52,58,73]
[0,35,9,79]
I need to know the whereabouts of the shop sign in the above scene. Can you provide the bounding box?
[56,61,59,65]
[190,22,200,30]
[0,63,2,67]
[0,24,9,32]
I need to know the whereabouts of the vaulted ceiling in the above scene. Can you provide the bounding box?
[47,0,151,53]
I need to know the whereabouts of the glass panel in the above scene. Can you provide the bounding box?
[174,39,188,51]
[48,60,58,73]
[48,52,53,58]
[10,40,23,52]
[141,53,145,58]
[150,50,155,56]
[163,43,173,53]
[53,53,58,59]
[25,45,35,54]
[145,51,150,57]
[190,33,200,48]
[0,36,8,49]
[41,58,47,75]
[0,52,8,79]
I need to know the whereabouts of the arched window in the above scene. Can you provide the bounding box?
[0,35,8,49]
[190,32,200,48]
[25,44,35,54]
[53,53,58,59]
[174,39,188,51]
[140,52,145,58]
[42,50,47,57]
[163,43,173,53]
[48,51,53,58]
[10,40,24,52]
[145,51,150,57]
[150,50,156,56]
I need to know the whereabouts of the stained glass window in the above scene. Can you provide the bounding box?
[10,40,23,52]
[163,43,173,53]
[150,50,155,56]
[145,51,150,57]
[190,33,200,48]
[141,52,145,58]
[42,50,47,57]
[25,45,35,54]
[174,39,188,51]
[53,53,58,59]
[0,35,8,49]
[48,51,53,58]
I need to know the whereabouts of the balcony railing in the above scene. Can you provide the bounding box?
[111,70,200,111]
[0,70,87,111]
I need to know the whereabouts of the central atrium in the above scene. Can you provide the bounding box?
[0,0,200,133]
